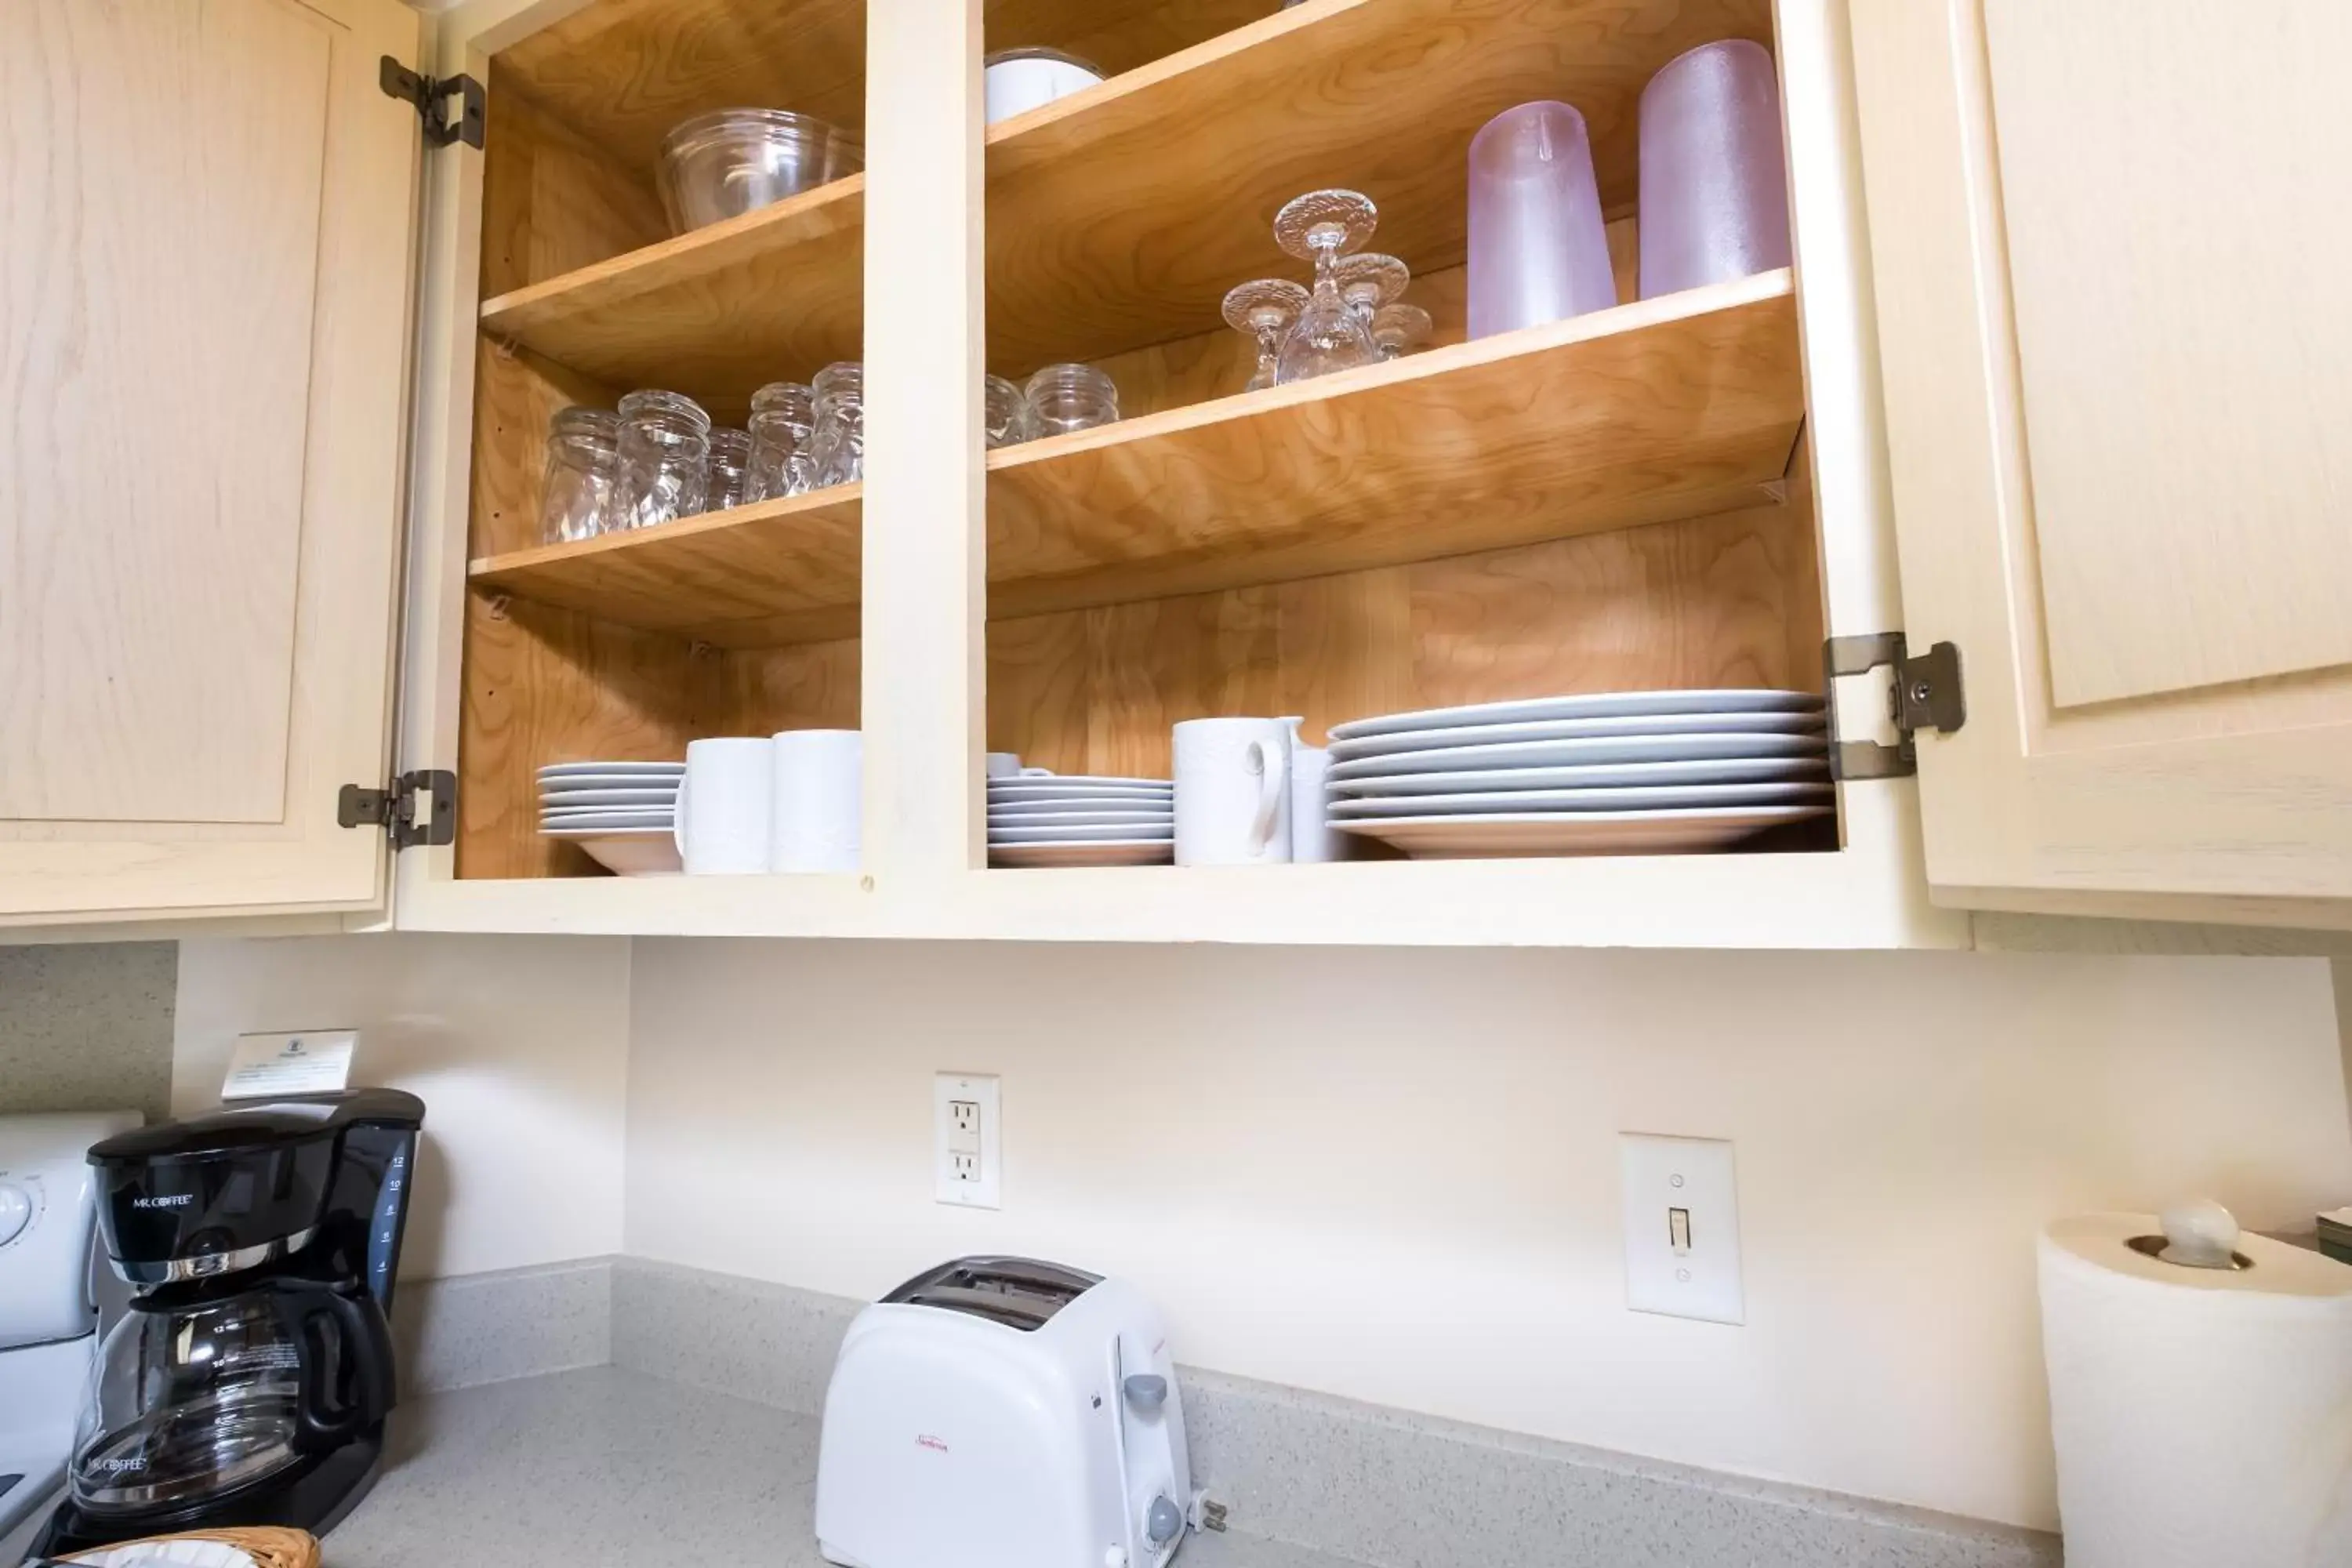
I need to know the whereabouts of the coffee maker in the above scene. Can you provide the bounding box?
[36,1088,426,1557]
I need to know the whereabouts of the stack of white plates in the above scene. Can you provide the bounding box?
[1324,691,1834,858]
[988,774,1173,867]
[539,760,684,875]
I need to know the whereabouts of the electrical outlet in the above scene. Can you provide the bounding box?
[1618,1133,1743,1324]
[935,1073,1001,1209]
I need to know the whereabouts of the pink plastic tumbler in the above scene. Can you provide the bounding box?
[1465,101,1616,340]
[1637,39,1791,299]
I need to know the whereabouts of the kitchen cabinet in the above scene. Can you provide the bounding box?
[4,0,2340,942]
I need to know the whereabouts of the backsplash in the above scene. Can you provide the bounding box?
[0,942,176,1122]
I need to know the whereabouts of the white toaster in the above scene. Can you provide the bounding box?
[815,1256,1193,1568]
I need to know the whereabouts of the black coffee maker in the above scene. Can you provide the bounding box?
[37,1089,425,1556]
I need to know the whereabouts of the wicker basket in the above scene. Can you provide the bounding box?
[64,1527,321,1568]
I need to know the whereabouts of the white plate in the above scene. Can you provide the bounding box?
[1331,757,1829,797]
[989,822,1178,844]
[989,839,1176,868]
[539,829,682,876]
[987,811,1172,829]
[1328,690,1824,742]
[536,761,684,778]
[1328,710,1826,760]
[1328,782,1833,818]
[540,775,684,793]
[540,812,675,829]
[1330,729,1828,775]
[533,787,679,808]
[989,797,1175,817]
[986,775,1170,792]
[1332,806,1834,858]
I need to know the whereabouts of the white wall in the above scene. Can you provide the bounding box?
[0,942,176,1123]
[623,939,2352,1534]
[173,935,632,1281]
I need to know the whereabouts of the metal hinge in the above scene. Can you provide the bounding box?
[379,56,485,150]
[1822,633,1965,781]
[339,770,458,850]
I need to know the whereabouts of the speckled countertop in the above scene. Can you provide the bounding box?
[330,1366,1359,1568]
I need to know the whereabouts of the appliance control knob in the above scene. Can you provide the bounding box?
[1147,1495,1184,1545]
[1103,1550,1127,1568]
[1123,1373,1168,1410]
[0,1181,31,1247]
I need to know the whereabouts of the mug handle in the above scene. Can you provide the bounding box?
[672,770,691,860]
[1247,738,1287,855]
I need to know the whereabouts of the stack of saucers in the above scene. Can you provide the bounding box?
[539,760,684,875]
[1323,691,1832,858]
[988,773,1173,867]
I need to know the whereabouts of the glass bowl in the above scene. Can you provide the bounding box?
[658,109,861,234]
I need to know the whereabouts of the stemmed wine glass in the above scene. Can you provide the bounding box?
[1370,301,1433,361]
[1334,253,1410,328]
[1272,188,1381,383]
[1221,279,1311,393]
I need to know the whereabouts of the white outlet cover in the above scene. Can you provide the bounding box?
[935,1073,1002,1209]
[1618,1132,1743,1325]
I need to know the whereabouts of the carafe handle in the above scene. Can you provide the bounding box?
[270,1279,397,1454]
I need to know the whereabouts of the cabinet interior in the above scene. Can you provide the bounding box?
[455,0,1831,880]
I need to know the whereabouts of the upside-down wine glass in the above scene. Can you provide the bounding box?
[1221,279,1310,393]
[1272,188,1381,383]
[1333,252,1410,328]
[1369,301,1433,361]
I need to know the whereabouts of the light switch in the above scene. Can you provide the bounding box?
[1619,1133,1743,1325]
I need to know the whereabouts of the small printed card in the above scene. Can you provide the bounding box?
[220,1029,358,1100]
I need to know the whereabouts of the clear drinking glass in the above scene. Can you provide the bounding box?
[1333,253,1410,326]
[811,362,865,485]
[1221,279,1309,393]
[746,381,818,500]
[1272,189,1381,383]
[1465,101,1615,339]
[615,389,711,528]
[706,427,753,512]
[1370,301,1433,360]
[1636,39,1791,299]
[985,374,1036,448]
[538,406,620,544]
[1023,363,1119,434]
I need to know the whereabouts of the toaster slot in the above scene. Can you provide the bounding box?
[883,1255,1102,1331]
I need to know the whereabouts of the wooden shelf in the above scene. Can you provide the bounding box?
[469,484,865,648]
[481,0,1768,395]
[984,0,1772,375]
[468,272,1798,647]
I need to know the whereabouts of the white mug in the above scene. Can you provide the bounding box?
[1290,742,1339,863]
[675,738,773,875]
[985,753,1055,779]
[772,729,862,873]
[1174,717,1294,866]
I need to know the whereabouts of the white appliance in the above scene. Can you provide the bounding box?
[0,1111,140,1566]
[815,1257,1193,1568]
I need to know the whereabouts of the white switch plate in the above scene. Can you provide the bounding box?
[935,1073,1002,1209]
[1619,1133,1743,1324]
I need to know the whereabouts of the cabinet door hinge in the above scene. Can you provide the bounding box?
[379,56,485,150]
[1822,634,1965,781]
[339,770,458,851]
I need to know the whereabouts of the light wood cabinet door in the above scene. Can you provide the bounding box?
[1,0,422,924]
[1850,0,2352,927]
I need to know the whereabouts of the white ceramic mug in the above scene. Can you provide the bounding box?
[1174,717,1294,866]
[985,753,1056,779]
[772,729,862,873]
[675,738,773,875]
[1290,742,1339,863]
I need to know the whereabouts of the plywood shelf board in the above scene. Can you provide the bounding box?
[983,0,1773,375]
[467,271,1800,646]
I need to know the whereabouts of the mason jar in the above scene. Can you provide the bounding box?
[615,388,712,528]
[811,362,864,486]
[746,381,818,500]
[706,427,753,512]
[537,406,620,544]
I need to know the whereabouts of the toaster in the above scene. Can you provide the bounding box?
[815,1256,1193,1568]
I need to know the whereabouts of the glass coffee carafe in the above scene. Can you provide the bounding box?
[69,1280,393,1518]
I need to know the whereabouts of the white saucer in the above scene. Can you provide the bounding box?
[1330,757,1829,797]
[1327,782,1834,818]
[1329,690,1823,742]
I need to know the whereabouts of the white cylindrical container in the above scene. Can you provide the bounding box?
[1289,742,1338,863]
[2038,1209,2352,1567]
[984,48,1105,125]
[771,729,862,873]
[674,738,773,875]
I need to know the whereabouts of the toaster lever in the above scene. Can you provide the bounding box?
[1123,1373,1169,1411]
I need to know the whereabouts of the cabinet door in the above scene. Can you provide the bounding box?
[0,0,421,924]
[1851,0,2352,926]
